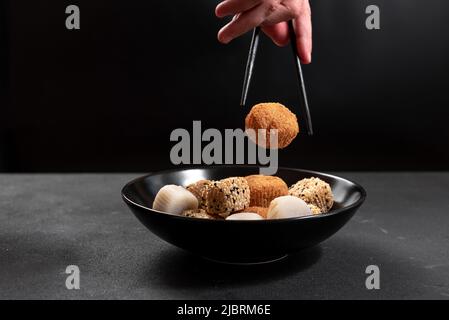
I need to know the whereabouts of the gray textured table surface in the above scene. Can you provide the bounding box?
[0,173,448,299]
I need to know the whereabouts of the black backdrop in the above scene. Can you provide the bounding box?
[1,0,448,172]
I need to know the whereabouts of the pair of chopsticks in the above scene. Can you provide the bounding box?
[240,21,313,135]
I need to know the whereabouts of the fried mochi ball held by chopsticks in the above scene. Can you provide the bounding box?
[245,102,299,149]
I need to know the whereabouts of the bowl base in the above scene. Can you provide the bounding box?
[202,254,288,265]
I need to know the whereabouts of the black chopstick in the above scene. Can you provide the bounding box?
[240,27,260,107]
[288,20,313,135]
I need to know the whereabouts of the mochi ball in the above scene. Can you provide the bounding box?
[226,212,264,221]
[267,196,312,219]
[152,185,198,215]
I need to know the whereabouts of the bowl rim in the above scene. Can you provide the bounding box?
[121,165,367,223]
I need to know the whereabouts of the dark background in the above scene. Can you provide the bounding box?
[1,0,448,172]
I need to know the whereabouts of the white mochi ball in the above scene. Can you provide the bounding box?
[226,212,264,221]
[267,196,312,219]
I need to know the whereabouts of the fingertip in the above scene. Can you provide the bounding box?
[262,23,290,47]
[298,52,311,64]
[304,44,312,63]
[217,34,226,44]
[270,32,289,47]
[217,30,231,44]
[296,37,312,64]
[275,38,290,47]
[301,53,312,64]
[215,5,224,18]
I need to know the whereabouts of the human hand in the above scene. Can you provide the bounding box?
[215,0,312,64]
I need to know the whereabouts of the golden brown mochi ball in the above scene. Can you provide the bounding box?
[289,177,334,213]
[245,102,299,149]
[245,175,289,207]
[186,179,212,209]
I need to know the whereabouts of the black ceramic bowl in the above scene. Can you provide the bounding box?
[122,166,366,264]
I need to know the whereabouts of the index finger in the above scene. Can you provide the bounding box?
[218,4,268,43]
[215,0,260,18]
